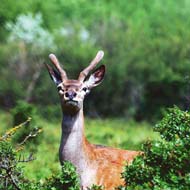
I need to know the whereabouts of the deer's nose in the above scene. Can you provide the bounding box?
[65,91,77,100]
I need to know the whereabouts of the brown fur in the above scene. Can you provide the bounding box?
[83,139,140,189]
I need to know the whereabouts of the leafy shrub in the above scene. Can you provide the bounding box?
[0,119,40,190]
[20,161,80,190]
[121,107,190,189]
[42,161,80,190]
[0,140,23,190]
[0,119,81,190]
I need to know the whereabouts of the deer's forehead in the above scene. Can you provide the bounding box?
[61,80,83,88]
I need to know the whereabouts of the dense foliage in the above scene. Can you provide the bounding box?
[0,119,37,190]
[0,0,190,120]
[121,107,190,189]
[0,120,81,190]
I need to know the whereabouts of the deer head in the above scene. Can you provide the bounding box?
[46,51,105,115]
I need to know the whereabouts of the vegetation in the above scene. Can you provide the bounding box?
[121,107,190,189]
[0,119,40,190]
[0,117,81,190]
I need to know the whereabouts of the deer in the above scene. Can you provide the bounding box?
[45,50,140,190]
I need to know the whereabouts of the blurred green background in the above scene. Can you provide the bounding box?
[1,0,190,120]
[1,0,190,181]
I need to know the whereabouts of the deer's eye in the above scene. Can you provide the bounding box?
[57,86,64,92]
[82,87,87,92]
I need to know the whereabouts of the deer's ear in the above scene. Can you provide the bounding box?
[45,64,62,85]
[85,65,105,88]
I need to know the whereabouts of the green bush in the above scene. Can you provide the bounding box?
[121,107,190,190]
[20,161,80,190]
[0,120,81,190]
[42,162,80,190]
[0,140,23,190]
[0,119,40,190]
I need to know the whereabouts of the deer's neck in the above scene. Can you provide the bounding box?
[59,109,88,166]
[59,109,97,187]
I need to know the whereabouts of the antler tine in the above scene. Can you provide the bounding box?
[78,50,104,82]
[49,54,67,81]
